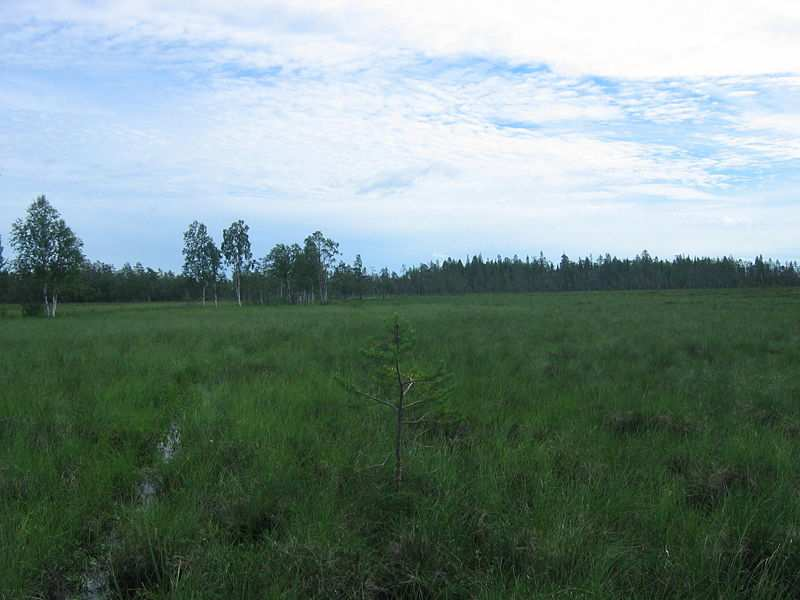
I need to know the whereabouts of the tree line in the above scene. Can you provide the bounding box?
[1,196,798,315]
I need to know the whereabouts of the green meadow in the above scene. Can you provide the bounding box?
[2,289,800,599]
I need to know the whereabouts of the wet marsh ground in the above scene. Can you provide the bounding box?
[2,289,800,598]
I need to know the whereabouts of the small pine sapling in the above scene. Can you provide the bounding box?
[339,314,453,491]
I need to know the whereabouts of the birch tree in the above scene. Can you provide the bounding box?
[10,195,84,317]
[304,231,339,304]
[182,221,220,306]
[0,234,5,272]
[221,220,252,307]
[264,243,295,302]
[208,240,223,307]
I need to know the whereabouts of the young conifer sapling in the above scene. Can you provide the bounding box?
[340,314,452,491]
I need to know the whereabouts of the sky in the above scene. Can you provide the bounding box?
[1,1,799,272]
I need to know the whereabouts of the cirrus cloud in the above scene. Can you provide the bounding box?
[0,1,798,269]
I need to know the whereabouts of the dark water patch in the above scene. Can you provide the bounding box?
[136,424,181,505]
[136,469,162,506]
[209,493,284,544]
[157,423,181,462]
[72,423,181,598]
[108,540,172,599]
[73,560,110,600]
[34,564,71,600]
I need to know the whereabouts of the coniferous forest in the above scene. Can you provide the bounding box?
[1,196,798,310]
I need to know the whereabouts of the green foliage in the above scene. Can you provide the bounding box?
[220,220,253,274]
[3,210,799,306]
[340,313,453,490]
[182,221,221,303]
[10,195,83,279]
[221,220,253,305]
[259,233,341,304]
[9,195,84,315]
[304,230,339,303]
[262,242,299,302]
[3,290,800,598]
[356,313,452,405]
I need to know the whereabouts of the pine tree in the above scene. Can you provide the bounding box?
[339,315,452,491]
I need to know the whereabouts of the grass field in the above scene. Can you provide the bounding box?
[2,289,800,599]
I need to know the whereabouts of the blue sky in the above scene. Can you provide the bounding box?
[1,1,799,272]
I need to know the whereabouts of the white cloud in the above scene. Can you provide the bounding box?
[4,1,800,78]
[332,0,800,79]
[0,1,799,266]
[738,113,800,136]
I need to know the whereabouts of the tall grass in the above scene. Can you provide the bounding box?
[2,289,800,598]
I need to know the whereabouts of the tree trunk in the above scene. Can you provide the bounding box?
[319,271,327,305]
[395,393,404,492]
[202,284,207,306]
[43,283,52,318]
[236,272,242,307]
[214,284,218,307]
[52,294,58,318]
[393,321,404,492]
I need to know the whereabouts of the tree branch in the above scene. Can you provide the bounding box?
[404,398,429,409]
[350,387,396,410]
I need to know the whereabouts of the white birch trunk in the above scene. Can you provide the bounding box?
[43,283,52,318]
